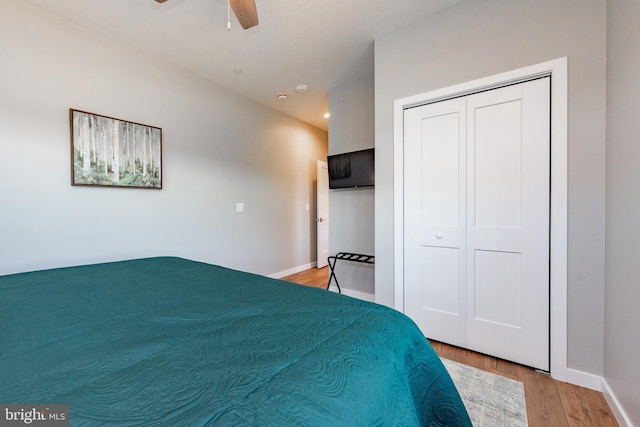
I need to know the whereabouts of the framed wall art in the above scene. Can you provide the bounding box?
[70,109,162,189]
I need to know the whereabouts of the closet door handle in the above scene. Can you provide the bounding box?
[436,233,443,239]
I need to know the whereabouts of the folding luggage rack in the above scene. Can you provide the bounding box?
[326,252,375,294]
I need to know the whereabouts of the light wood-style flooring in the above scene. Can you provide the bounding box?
[281,267,618,427]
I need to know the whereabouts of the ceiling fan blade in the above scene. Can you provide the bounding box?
[229,0,258,30]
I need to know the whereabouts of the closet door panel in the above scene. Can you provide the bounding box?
[473,100,523,228]
[419,246,460,315]
[473,250,522,328]
[404,98,467,347]
[466,78,550,371]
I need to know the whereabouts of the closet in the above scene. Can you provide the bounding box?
[403,77,550,370]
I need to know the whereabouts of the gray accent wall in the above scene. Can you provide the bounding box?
[0,0,327,277]
[328,76,375,296]
[374,0,606,378]
[605,1,640,423]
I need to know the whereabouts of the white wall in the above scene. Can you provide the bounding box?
[605,1,640,424]
[328,76,375,295]
[0,0,327,277]
[374,0,606,377]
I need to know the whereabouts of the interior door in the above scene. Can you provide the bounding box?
[316,160,329,268]
[404,97,468,347]
[465,78,550,370]
[403,77,551,370]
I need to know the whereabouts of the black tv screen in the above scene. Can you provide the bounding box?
[327,148,375,189]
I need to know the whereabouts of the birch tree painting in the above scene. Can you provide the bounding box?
[71,109,162,189]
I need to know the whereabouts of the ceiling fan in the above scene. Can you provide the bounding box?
[154,0,259,30]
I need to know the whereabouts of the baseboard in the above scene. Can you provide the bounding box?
[270,264,375,304]
[602,377,634,427]
[268,262,317,279]
[566,368,603,391]
[329,287,375,302]
[566,369,634,427]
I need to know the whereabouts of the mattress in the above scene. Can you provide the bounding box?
[0,257,471,426]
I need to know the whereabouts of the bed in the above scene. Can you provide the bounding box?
[0,257,471,426]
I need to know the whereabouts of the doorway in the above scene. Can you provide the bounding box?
[316,160,329,268]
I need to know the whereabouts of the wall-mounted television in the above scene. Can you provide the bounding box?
[327,148,375,189]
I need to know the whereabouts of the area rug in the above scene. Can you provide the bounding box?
[441,358,528,427]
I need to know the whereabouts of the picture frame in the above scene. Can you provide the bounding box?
[70,109,162,189]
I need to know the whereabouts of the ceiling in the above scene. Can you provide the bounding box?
[25,0,463,131]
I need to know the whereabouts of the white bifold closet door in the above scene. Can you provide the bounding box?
[403,77,550,371]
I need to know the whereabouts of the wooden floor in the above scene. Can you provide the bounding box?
[281,267,618,427]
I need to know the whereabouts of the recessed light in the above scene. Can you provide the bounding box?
[277,93,288,101]
[295,84,308,93]
[324,113,330,118]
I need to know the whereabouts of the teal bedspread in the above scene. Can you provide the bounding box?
[0,257,471,426]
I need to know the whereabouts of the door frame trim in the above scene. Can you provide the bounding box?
[392,58,568,381]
